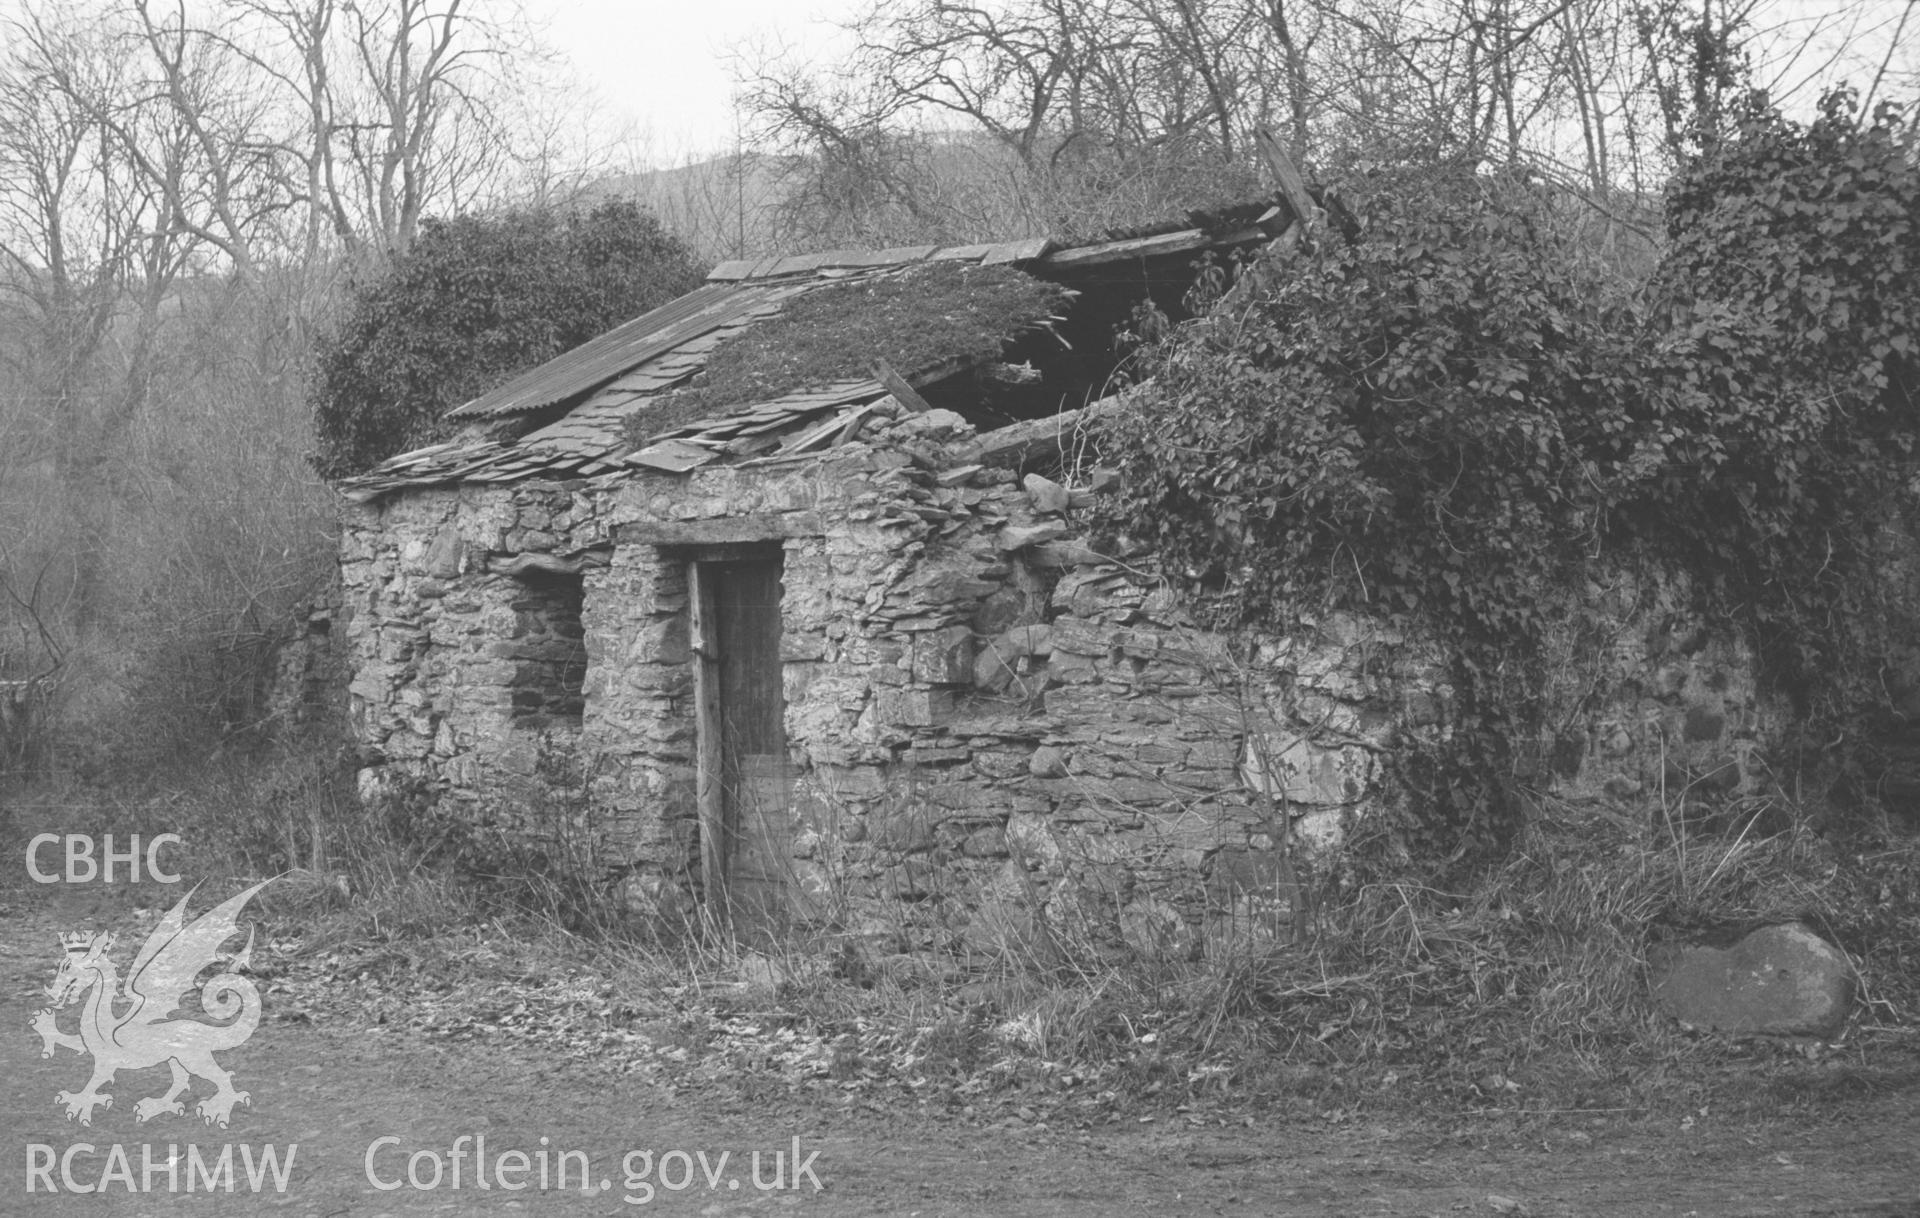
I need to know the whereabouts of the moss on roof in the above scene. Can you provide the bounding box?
[623,261,1071,446]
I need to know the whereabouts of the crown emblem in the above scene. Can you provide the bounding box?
[35,881,271,1128]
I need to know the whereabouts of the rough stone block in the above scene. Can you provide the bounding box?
[1022,473,1070,514]
[379,631,424,663]
[970,750,1030,781]
[1029,745,1070,778]
[614,662,688,693]
[1070,749,1117,778]
[809,764,891,799]
[1099,776,1183,807]
[1047,616,1112,657]
[623,617,688,665]
[1021,542,1106,568]
[1040,651,1096,685]
[782,633,828,661]
[874,687,955,727]
[1188,739,1239,769]
[959,826,1009,858]
[1005,623,1053,657]
[1650,922,1854,1037]
[1241,734,1373,805]
[911,624,976,685]
[928,784,1010,812]
[1166,767,1239,793]
[906,744,972,765]
[869,803,939,853]
[1004,812,1061,869]
[971,645,1015,692]
[1132,743,1187,767]
[968,587,1033,635]
[1112,628,1166,658]
[1126,809,1225,853]
[998,522,1070,551]
[887,615,963,633]
[896,568,1000,606]
[424,527,464,578]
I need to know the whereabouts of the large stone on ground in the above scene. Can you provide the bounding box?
[1650,922,1854,1037]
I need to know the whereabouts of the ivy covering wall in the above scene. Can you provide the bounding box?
[1101,90,1920,858]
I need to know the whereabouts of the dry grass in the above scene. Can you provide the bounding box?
[9,751,1912,1118]
[730,789,1919,1112]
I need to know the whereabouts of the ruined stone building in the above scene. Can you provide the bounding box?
[334,212,1772,957]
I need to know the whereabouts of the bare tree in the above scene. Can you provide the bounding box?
[0,556,68,778]
[0,10,156,467]
[739,0,1901,243]
[0,5,208,626]
[126,0,540,263]
[0,0,613,763]
[734,44,974,249]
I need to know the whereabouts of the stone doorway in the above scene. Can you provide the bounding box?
[688,546,790,932]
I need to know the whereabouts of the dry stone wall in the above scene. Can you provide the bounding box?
[1524,569,1782,840]
[262,573,351,740]
[338,402,1780,960]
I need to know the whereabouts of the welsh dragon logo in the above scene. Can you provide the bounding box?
[30,880,271,1128]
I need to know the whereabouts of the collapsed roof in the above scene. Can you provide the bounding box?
[339,202,1297,504]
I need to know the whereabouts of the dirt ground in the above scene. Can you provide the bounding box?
[3,885,1916,1217]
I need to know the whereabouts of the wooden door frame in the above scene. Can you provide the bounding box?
[685,542,786,921]
[689,559,727,914]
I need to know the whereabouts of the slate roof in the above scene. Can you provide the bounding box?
[338,216,1283,503]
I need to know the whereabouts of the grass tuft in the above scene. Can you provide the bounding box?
[8,754,1912,1121]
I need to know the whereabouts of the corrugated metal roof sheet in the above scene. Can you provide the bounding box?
[446,281,802,420]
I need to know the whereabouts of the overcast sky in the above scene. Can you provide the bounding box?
[538,0,857,163]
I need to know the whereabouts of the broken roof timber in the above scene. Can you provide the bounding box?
[835,245,940,268]
[783,398,890,455]
[960,386,1145,470]
[1040,226,1269,269]
[706,241,1001,284]
[927,242,1002,262]
[981,237,1054,265]
[705,236,1082,284]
